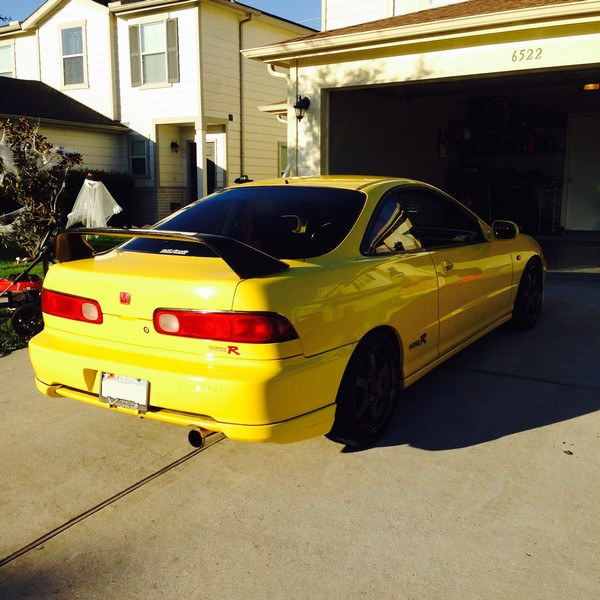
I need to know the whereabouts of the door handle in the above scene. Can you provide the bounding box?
[441,260,454,273]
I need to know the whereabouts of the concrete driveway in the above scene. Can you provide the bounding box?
[1,273,599,599]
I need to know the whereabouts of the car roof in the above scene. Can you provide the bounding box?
[238,175,419,191]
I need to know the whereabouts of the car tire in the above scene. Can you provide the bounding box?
[326,331,399,448]
[11,302,44,338]
[511,259,543,330]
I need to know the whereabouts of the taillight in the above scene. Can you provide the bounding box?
[153,310,298,343]
[42,289,103,324]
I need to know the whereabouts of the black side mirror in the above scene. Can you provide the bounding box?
[492,220,519,240]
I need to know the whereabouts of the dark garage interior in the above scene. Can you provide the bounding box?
[328,67,600,234]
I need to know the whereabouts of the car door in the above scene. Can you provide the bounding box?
[395,187,514,357]
[361,190,439,378]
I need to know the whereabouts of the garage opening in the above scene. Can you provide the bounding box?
[328,68,600,233]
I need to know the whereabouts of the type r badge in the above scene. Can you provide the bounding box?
[120,292,131,305]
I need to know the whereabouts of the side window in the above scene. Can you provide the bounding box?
[398,188,483,248]
[0,44,14,77]
[362,191,422,255]
[130,139,149,177]
[129,19,179,87]
[60,25,86,87]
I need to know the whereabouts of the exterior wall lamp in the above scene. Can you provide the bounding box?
[170,141,180,153]
[293,96,310,121]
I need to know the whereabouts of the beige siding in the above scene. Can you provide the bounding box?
[39,125,127,172]
[202,4,292,182]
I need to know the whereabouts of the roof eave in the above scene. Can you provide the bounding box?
[0,114,130,133]
[243,0,600,66]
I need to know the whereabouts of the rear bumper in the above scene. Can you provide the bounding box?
[29,330,353,444]
[35,378,336,443]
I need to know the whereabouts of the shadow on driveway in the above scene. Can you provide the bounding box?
[376,273,600,451]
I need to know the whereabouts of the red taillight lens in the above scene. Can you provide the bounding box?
[42,289,103,324]
[153,310,298,343]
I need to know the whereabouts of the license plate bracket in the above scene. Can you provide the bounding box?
[100,372,149,412]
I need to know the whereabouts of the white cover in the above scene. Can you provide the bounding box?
[66,179,122,228]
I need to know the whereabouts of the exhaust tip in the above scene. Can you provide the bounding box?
[188,427,216,448]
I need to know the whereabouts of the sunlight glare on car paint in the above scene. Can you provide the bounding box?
[195,286,216,301]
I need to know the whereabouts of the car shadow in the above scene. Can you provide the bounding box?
[359,275,600,452]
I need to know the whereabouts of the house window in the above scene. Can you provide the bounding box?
[0,45,13,77]
[130,139,149,177]
[278,143,288,176]
[61,25,86,86]
[129,19,179,87]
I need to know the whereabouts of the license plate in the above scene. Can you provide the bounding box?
[100,373,149,412]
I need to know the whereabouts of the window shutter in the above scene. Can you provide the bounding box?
[166,18,180,84]
[129,25,141,87]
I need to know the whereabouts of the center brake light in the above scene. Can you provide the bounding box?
[42,289,103,324]
[153,310,298,343]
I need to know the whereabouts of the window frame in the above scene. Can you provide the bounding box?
[129,18,179,88]
[59,22,88,88]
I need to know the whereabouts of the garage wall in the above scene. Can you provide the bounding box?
[328,89,462,186]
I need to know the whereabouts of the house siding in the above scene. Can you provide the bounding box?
[37,0,115,120]
[1,0,312,225]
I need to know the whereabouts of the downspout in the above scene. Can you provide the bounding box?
[268,64,293,174]
[239,13,252,179]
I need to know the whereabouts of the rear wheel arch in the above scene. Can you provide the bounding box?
[326,327,402,448]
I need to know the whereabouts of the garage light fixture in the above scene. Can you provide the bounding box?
[582,83,600,91]
[293,96,311,121]
[170,141,180,153]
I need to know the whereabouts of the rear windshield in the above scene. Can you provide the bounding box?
[124,186,366,259]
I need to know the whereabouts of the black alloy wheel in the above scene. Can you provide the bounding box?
[512,259,543,330]
[327,332,399,448]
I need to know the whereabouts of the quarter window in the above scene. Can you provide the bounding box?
[61,26,86,86]
[363,192,421,255]
[129,19,179,87]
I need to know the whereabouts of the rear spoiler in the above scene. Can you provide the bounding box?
[55,228,290,280]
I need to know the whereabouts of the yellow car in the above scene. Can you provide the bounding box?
[29,176,544,448]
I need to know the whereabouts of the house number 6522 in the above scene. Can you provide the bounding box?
[512,48,543,62]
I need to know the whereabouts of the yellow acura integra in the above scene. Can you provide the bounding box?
[29,176,544,448]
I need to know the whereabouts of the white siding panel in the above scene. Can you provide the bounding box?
[37,0,115,119]
[13,34,39,79]
[117,6,200,135]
